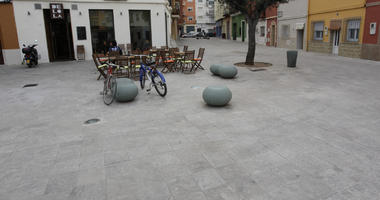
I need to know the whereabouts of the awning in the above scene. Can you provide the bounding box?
[330,20,342,30]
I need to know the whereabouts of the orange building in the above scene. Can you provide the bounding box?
[179,0,196,34]
[0,1,20,65]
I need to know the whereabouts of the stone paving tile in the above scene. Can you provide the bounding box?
[1,38,380,199]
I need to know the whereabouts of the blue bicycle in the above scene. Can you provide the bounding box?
[139,61,167,97]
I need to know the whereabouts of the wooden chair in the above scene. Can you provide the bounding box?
[127,43,132,55]
[161,50,176,73]
[192,48,205,71]
[77,45,85,60]
[92,54,107,80]
[114,56,130,78]
[181,50,195,72]
[183,45,188,52]
[130,56,147,80]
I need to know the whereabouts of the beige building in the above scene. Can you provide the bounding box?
[277,0,308,50]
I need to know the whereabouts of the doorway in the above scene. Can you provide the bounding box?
[241,21,246,42]
[0,38,4,64]
[332,30,340,55]
[297,30,304,50]
[129,10,152,51]
[232,23,237,40]
[270,24,276,46]
[43,9,74,61]
[227,20,230,40]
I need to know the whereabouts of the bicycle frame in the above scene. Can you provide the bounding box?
[139,63,166,86]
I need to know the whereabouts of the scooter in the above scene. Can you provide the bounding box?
[22,41,38,67]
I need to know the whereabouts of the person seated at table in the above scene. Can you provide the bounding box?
[108,40,122,55]
[142,39,151,51]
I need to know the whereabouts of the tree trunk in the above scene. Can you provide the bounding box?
[245,17,259,65]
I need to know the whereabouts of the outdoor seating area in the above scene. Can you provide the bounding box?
[92,45,206,80]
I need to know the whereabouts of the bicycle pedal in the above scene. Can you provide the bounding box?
[146,88,151,92]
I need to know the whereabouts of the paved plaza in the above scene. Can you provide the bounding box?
[1,38,380,200]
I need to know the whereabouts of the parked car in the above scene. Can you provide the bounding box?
[181,31,197,38]
[196,32,210,40]
[206,32,216,37]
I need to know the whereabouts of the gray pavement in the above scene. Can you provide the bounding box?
[1,38,380,200]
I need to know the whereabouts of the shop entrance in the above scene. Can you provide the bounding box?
[232,23,237,40]
[43,9,74,62]
[0,38,4,64]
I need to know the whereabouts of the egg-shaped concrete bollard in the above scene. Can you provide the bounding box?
[115,78,138,102]
[218,65,238,79]
[210,64,221,76]
[202,86,232,106]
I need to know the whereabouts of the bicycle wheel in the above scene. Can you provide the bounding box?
[103,76,116,105]
[140,70,146,89]
[152,72,167,97]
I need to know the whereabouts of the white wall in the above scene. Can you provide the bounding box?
[2,49,21,65]
[256,20,267,45]
[13,0,171,63]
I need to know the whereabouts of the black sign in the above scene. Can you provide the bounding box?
[77,27,87,40]
[50,3,64,19]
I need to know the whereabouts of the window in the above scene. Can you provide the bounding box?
[188,16,193,21]
[260,26,265,37]
[347,19,360,42]
[281,24,290,39]
[313,22,324,40]
[188,7,193,12]
[188,0,193,2]
[198,0,202,2]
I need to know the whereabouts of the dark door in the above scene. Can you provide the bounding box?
[43,9,74,62]
[232,23,237,40]
[241,21,246,42]
[0,39,4,65]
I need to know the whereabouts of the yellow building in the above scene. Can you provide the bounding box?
[307,0,366,58]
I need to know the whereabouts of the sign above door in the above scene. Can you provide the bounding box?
[50,3,64,19]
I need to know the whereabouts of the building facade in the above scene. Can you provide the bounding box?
[214,0,225,38]
[12,0,172,63]
[277,0,308,50]
[195,0,215,34]
[256,19,267,45]
[0,1,20,65]
[266,5,278,47]
[231,13,247,42]
[307,0,366,58]
[170,0,181,41]
[180,0,196,33]
[361,0,380,61]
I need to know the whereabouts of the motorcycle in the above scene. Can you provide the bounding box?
[22,41,38,67]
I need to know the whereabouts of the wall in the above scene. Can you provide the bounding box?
[0,3,20,65]
[361,0,380,60]
[307,0,366,58]
[181,0,196,26]
[232,14,244,40]
[277,0,308,50]
[13,0,170,63]
[256,20,267,45]
[265,6,277,46]
[309,0,366,15]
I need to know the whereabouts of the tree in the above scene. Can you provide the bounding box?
[219,0,288,65]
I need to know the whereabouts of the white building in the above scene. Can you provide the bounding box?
[277,0,308,50]
[12,0,172,63]
[256,19,267,45]
[195,0,215,33]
